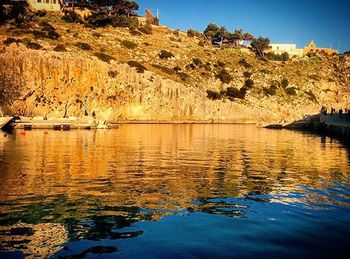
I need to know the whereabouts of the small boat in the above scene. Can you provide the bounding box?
[0,116,13,130]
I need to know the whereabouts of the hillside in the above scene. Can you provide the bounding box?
[0,13,349,123]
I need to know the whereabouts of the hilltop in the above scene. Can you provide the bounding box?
[0,13,349,123]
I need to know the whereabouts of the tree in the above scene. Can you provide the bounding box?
[228,29,243,45]
[251,37,270,56]
[203,23,220,39]
[243,32,253,41]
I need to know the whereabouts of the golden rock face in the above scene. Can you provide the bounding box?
[0,18,349,123]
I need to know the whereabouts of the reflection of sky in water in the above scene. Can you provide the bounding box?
[0,125,349,258]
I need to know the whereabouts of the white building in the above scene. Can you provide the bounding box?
[269,43,304,57]
[28,0,62,11]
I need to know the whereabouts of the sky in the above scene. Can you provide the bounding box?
[137,0,350,52]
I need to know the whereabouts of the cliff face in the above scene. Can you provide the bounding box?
[0,18,349,123]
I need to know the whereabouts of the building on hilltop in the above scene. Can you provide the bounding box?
[3,0,63,12]
[269,43,304,57]
[303,40,338,55]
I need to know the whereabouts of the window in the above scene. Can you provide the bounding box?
[37,0,42,3]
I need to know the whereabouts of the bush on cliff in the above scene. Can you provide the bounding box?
[62,10,82,23]
[53,44,66,52]
[3,37,23,46]
[121,40,137,49]
[76,42,92,51]
[206,90,222,100]
[139,24,152,35]
[216,69,232,84]
[94,52,115,64]
[187,29,202,38]
[127,61,147,73]
[159,50,174,59]
[24,39,42,50]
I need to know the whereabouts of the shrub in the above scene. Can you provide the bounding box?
[243,71,252,78]
[238,58,252,68]
[173,66,182,72]
[285,87,297,95]
[76,42,92,51]
[62,10,82,23]
[129,28,142,36]
[206,90,222,100]
[173,30,180,37]
[108,70,118,78]
[193,58,202,66]
[24,39,42,50]
[92,32,103,38]
[263,85,278,96]
[216,69,232,84]
[203,63,212,71]
[159,50,174,59]
[152,64,175,75]
[187,29,201,38]
[86,12,111,27]
[127,61,147,73]
[185,63,196,70]
[216,61,225,67]
[128,17,139,29]
[244,79,254,88]
[3,37,22,46]
[94,52,115,64]
[111,15,131,27]
[53,44,66,52]
[121,40,137,49]
[266,52,289,61]
[281,78,289,88]
[33,22,60,40]
[139,24,152,35]
[226,87,247,99]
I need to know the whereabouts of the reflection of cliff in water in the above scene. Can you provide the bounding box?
[0,125,349,206]
[0,125,350,255]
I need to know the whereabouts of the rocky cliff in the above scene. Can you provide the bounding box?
[0,15,349,123]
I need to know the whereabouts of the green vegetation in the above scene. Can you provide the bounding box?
[243,71,252,78]
[75,42,92,51]
[108,70,118,78]
[127,61,147,73]
[251,37,270,56]
[187,29,201,38]
[281,78,289,88]
[159,50,174,59]
[152,64,175,75]
[206,90,221,100]
[121,40,137,49]
[62,10,82,23]
[265,52,289,61]
[3,37,22,46]
[94,52,115,64]
[216,69,232,84]
[53,44,66,52]
[24,39,42,50]
[238,58,252,68]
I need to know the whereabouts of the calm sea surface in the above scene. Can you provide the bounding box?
[0,124,349,258]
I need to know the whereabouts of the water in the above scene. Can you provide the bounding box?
[0,124,349,258]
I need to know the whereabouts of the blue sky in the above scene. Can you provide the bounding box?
[137,0,350,52]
